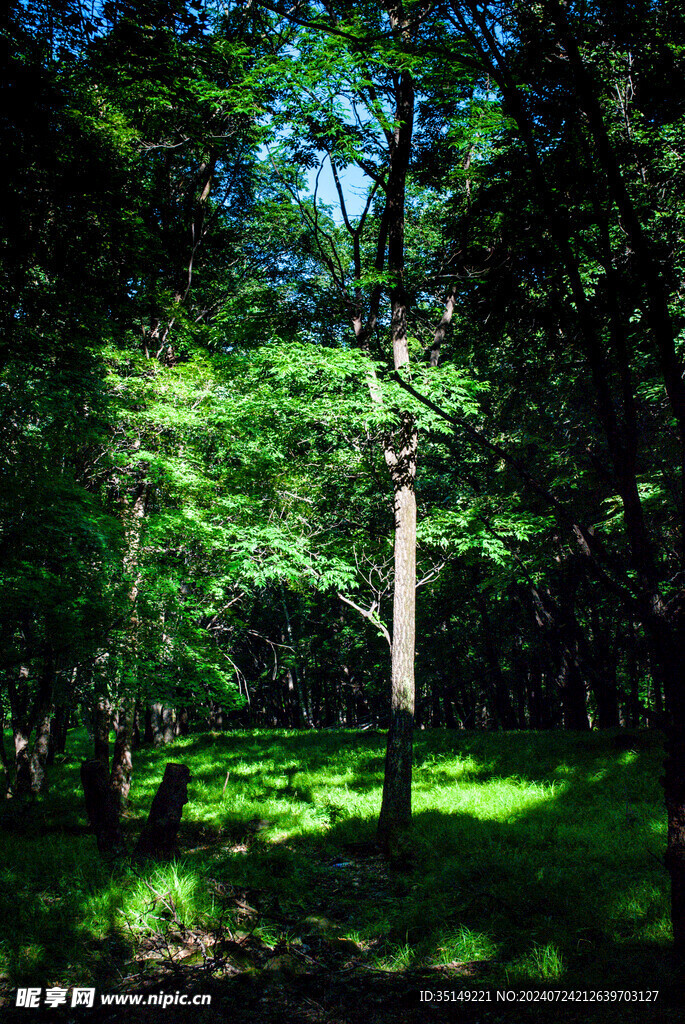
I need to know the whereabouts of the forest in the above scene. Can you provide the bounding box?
[2,0,685,1019]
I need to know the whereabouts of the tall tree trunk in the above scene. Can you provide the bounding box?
[49,704,68,761]
[10,657,55,796]
[149,701,165,745]
[511,645,528,728]
[527,659,544,730]
[13,727,31,796]
[557,647,591,731]
[378,412,417,851]
[132,707,141,749]
[592,644,620,729]
[161,706,175,745]
[9,664,31,796]
[430,680,442,727]
[110,701,134,811]
[30,654,55,794]
[478,597,517,729]
[176,707,189,736]
[144,704,154,743]
[29,709,51,795]
[93,696,111,768]
[280,587,311,727]
[443,689,458,729]
[653,609,685,951]
[0,705,9,785]
[550,571,590,731]
[376,9,418,855]
[627,621,641,727]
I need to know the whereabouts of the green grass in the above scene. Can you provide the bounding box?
[0,727,679,1014]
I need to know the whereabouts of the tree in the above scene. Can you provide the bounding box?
[250,0,486,851]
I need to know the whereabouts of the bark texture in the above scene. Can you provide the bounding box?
[29,709,51,794]
[13,728,31,796]
[133,762,191,860]
[80,758,122,853]
[378,413,417,852]
[557,649,591,731]
[8,659,54,796]
[93,697,111,768]
[148,702,175,746]
[376,5,418,856]
[110,703,134,811]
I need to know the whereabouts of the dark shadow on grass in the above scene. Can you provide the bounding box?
[1,728,683,1023]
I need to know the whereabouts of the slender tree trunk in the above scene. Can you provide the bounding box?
[161,706,175,745]
[652,610,685,951]
[558,648,591,730]
[29,709,51,795]
[13,727,31,796]
[430,680,442,727]
[651,657,664,717]
[11,657,54,796]
[627,622,641,727]
[378,413,417,851]
[552,574,590,731]
[511,646,528,728]
[375,12,418,854]
[0,705,9,781]
[49,705,68,760]
[132,707,141,749]
[478,598,517,729]
[280,587,311,728]
[528,660,544,729]
[665,719,685,950]
[9,664,31,796]
[93,696,111,768]
[592,647,620,729]
[443,689,458,729]
[149,702,165,745]
[110,702,134,811]
[144,705,154,743]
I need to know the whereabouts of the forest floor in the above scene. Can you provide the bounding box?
[0,728,683,1022]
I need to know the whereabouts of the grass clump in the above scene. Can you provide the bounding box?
[514,941,565,982]
[432,925,498,965]
[120,862,214,936]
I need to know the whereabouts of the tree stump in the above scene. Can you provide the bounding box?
[133,763,190,860]
[80,758,122,853]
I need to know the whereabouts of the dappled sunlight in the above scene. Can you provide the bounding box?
[415,776,566,823]
[0,727,677,1009]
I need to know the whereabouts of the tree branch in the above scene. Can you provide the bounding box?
[337,592,392,649]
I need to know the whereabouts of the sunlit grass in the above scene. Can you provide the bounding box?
[119,862,214,935]
[511,941,565,982]
[432,925,498,965]
[0,726,675,1001]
